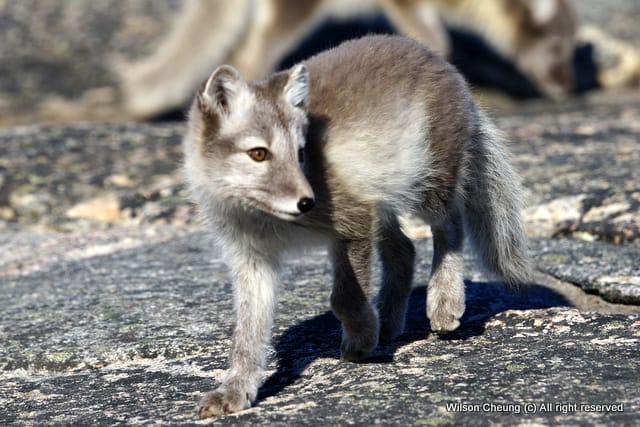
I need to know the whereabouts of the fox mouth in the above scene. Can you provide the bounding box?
[245,197,303,221]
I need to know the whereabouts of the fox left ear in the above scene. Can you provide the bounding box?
[284,64,309,109]
[199,65,249,116]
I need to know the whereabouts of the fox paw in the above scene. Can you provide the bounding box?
[379,313,406,344]
[197,388,251,419]
[340,333,378,361]
[427,284,465,333]
[428,308,461,332]
[340,320,379,361]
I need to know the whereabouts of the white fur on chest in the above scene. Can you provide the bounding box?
[323,104,429,210]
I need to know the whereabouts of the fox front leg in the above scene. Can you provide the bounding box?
[197,253,279,418]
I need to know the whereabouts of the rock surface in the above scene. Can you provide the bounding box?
[1,229,639,425]
[533,238,640,305]
[0,123,193,230]
[503,95,640,245]
[1,102,640,424]
[0,0,181,125]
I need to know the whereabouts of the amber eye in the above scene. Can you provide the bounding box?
[247,147,271,162]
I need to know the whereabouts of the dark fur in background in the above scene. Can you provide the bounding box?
[277,14,600,97]
[153,13,599,122]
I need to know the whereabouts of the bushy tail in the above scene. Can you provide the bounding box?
[462,112,531,286]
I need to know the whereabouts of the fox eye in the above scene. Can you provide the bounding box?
[298,148,304,163]
[247,147,271,162]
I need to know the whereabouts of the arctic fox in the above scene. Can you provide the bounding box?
[183,35,530,418]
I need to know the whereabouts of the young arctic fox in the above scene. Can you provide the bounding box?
[183,35,530,418]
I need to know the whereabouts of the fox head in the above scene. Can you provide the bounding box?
[507,0,576,97]
[184,64,315,221]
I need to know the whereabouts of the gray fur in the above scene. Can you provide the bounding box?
[330,236,380,362]
[183,35,530,418]
[375,208,415,342]
[462,112,531,286]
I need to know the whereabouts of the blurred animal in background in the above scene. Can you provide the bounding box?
[118,0,578,120]
[577,25,640,90]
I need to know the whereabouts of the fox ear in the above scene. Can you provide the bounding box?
[284,64,309,109]
[199,65,249,115]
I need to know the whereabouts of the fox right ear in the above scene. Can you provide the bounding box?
[284,64,309,109]
[199,65,249,115]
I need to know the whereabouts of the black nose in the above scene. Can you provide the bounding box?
[297,197,315,213]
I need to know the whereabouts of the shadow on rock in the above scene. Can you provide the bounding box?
[256,280,571,403]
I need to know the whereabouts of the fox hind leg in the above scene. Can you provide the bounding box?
[426,207,466,333]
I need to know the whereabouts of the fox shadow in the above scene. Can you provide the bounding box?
[256,280,570,403]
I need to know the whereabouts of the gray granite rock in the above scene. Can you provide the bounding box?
[0,123,193,229]
[0,90,638,427]
[500,94,640,244]
[1,92,639,244]
[533,238,640,305]
[0,0,180,124]
[3,309,639,426]
[1,230,638,425]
